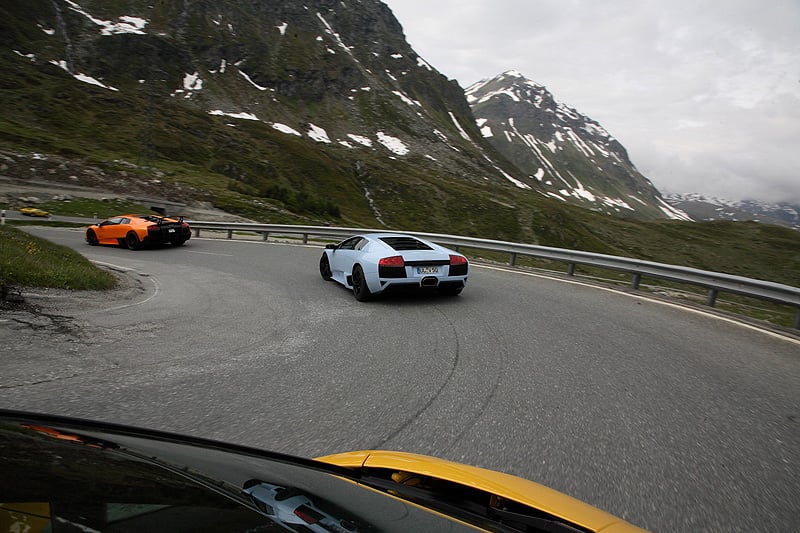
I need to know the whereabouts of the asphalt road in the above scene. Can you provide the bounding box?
[2,226,799,532]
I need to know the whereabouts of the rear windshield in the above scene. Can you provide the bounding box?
[380,237,433,251]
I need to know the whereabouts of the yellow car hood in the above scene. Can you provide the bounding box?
[317,450,647,532]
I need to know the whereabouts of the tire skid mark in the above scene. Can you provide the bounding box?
[371,305,461,449]
[447,320,506,450]
[371,303,507,451]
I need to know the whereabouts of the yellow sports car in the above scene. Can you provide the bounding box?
[0,410,648,533]
[85,213,191,249]
[18,207,50,217]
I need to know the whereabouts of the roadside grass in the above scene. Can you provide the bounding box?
[0,225,116,291]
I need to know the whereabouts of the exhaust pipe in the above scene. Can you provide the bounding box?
[421,276,439,287]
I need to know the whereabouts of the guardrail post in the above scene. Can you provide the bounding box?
[631,273,641,289]
[706,288,718,307]
[303,234,308,244]
[794,310,800,330]
[509,253,517,267]
[227,229,233,239]
[567,263,576,277]
[262,232,269,241]
[194,228,200,237]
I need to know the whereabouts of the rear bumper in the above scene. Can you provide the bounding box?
[378,277,467,295]
[143,226,191,245]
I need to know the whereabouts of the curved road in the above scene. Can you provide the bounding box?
[2,226,798,532]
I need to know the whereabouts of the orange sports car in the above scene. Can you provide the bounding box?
[85,214,191,249]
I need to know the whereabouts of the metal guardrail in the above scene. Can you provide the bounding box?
[187,221,800,329]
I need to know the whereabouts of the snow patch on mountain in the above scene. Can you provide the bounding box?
[271,123,302,135]
[49,60,118,91]
[64,1,148,36]
[346,134,373,147]
[209,110,260,121]
[376,132,409,155]
[307,124,331,143]
[238,70,269,91]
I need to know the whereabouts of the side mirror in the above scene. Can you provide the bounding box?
[325,244,337,249]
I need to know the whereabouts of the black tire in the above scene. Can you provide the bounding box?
[351,265,372,301]
[319,253,333,281]
[86,230,98,246]
[125,231,141,250]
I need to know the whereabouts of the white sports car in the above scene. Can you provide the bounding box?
[243,481,359,532]
[319,233,469,301]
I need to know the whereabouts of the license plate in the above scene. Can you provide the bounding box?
[168,228,175,233]
[417,266,439,274]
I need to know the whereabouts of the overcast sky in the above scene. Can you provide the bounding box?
[381,0,800,203]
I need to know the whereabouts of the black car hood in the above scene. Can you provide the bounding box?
[0,410,480,532]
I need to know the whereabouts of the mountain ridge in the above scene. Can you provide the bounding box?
[664,193,800,230]
[466,70,689,221]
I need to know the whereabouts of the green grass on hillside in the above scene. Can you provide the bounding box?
[0,225,116,291]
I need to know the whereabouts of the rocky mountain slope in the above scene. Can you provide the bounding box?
[467,71,688,221]
[3,0,682,246]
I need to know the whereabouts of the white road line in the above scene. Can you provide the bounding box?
[90,261,160,312]
[475,263,800,346]
[187,250,234,256]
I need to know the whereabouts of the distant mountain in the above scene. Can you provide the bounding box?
[467,71,689,221]
[664,193,800,230]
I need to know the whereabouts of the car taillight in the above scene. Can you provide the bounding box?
[294,505,324,524]
[147,224,159,232]
[379,255,405,267]
[449,254,467,266]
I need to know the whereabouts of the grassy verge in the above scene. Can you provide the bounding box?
[0,225,116,291]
